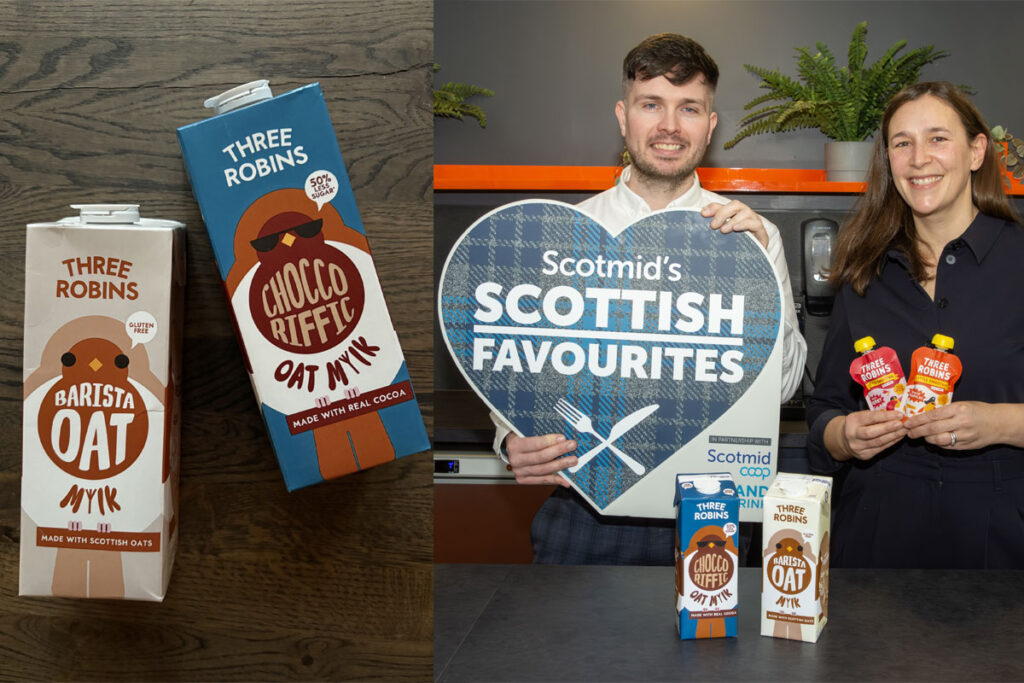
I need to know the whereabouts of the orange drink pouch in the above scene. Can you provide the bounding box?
[902,334,962,417]
[849,336,906,412]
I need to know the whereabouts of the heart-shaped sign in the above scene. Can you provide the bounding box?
[439,200,782,519]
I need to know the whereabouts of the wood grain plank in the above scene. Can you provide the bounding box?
[0,1,434,680]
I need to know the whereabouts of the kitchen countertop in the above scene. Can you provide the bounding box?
[435,564,1024,682]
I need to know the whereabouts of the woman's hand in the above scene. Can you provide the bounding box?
[825,410,908,462]
[904,401,1024,450]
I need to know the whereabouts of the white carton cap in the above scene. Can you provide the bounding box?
[70,204,140,224]
[204,80,273,115]
[778,479,808,498]
[693,477,722,495]
[769,472,832,501]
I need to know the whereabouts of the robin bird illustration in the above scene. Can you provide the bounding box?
[247,211,365,354]
[35,336,158,599]
[38,337,148,480]
[681,525,738,639]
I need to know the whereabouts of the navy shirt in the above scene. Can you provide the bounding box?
[807,213,1024,472]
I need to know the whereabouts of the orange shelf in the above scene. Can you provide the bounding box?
[434,164,865,193]
[434,165,620,192]
[435,164,1024,195]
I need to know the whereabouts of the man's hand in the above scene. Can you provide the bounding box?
[825,410,907,462]
[702,200,769,248]
[505,433,577,487]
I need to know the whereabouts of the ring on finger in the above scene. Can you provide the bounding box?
[948,431,957,448]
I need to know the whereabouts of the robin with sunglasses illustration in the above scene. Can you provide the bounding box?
[249,213,324,253]
[223,189,397,479]
[247,210,365,354]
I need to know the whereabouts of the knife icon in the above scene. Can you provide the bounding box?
[568,403,659,474]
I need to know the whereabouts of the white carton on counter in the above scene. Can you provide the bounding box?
[761,472,832,642]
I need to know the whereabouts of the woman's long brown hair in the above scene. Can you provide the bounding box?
[829,81,1021,295]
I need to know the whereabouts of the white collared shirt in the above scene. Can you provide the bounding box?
[491,167,808,458]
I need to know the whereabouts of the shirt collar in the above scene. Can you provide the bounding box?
[957,212,1007,264]
[885,212,1009,267]
[615,165,704,213]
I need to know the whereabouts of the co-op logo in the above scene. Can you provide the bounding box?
[739,466,772,480]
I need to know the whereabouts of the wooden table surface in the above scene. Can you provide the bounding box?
[0,2,434,680]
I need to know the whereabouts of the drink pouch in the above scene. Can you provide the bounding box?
[849,336,906,412]
[902,334,962,417]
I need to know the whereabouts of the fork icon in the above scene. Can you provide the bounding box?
[554,399,646,475]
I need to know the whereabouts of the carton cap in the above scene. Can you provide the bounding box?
[204,80,273,115]
[778,480,808,498]
[71,204,140,224]
[693,478,722,495]
[769,472,833,503]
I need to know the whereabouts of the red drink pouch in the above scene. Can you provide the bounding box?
[849,336,906,412]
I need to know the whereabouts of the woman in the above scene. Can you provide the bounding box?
[807,81,1024,568]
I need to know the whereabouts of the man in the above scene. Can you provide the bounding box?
[492,33,807,564]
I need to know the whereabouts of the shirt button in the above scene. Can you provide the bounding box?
[937,298,948,308]
[945,254,956,265]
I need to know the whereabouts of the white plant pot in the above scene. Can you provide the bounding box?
[824,141,874,182]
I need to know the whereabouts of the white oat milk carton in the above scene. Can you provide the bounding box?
[177,80,429,491]
[761,472,832,642]
[21,204,184,601]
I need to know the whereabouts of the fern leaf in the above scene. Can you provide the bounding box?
[741,91,791,110]
[433,71,493,128]
[847,21,869,73]
[737,104,790,127]
[438,82,495,99]
[460,104,487,128]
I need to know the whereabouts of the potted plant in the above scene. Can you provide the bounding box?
[991,125,1023,192]
[724,22,950,181]
[433,65,493,128]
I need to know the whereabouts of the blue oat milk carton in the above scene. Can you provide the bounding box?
[177,80,429,490]
[674,473,739,639]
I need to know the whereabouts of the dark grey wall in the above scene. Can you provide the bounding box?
[436,0,1024,168]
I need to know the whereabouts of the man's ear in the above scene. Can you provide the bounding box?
[615,100,627,138]
[707,111,718,144]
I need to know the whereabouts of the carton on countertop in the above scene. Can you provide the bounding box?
[761,472,832,643]
[177,80,429,491]
[21,204,184,601]
[675,473,739,639]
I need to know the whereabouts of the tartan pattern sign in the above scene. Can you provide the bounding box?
[439,200,782,518]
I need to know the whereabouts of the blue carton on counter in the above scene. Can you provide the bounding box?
[674,473,739,639]
[177,80,429,491]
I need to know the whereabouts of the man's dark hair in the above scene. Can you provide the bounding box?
[622,33,719,92]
